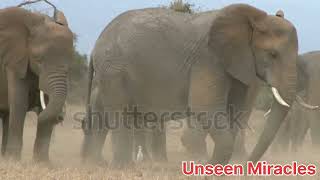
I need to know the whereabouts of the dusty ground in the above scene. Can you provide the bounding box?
[0,106,318,180]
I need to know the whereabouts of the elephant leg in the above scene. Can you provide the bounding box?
[95,72,134,166]
[291,126,308,152]
[291,106,308,152]
[151,122,167,162]
[111,120,133,167]
[296,118,309,150]
[308,111,320,149]
[271,116,290,153]
[232,130,247,161]
[225,78,256,162]
[209,127,235,165]
[6,70,29,160]
[1,113,9,155]
[189,60,233,164]
[82,130,108,163]
[181,118,208,159]
[201,94,234,165]
[33,121,54,162]
[81,130,108,164]
[82,91,108,163]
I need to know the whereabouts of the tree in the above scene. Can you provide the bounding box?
[67,50,88,104]
[67,34,88,104]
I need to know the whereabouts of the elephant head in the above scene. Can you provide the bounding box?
[208,4,299,162]
[1,7,73,124]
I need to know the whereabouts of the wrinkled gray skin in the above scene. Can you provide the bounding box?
[181,126,249,160]
[180,79,263,161]
[0,7,73,162]
[273,51,320,152]
[83,4,298,166]
[180,79,262,160]
[181,114,252,161]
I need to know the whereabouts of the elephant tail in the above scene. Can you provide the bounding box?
[83,55,94,133]
[86,55,94,107]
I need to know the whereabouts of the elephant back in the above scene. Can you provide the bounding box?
[297,51,320,97]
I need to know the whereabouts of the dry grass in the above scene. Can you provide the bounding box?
[0,106,318,179]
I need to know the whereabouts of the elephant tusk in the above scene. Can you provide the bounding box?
[40,90,46,110]
[264,109,271,118]
[271,87,290,107]
[296,95,319,110]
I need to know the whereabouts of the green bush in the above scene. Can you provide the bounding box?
[67,34,88,104]
[169,0,194,13]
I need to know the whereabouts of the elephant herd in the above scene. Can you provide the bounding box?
[0,2,319,167]
[181,51,320,158]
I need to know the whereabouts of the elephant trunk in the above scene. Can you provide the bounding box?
[38,72,67,124]
[248,102,289,162]
[249,60,297,163]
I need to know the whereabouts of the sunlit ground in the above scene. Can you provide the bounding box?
[0,106,318,180]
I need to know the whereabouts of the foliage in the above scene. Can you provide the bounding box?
[169,0,194,14]
[67,45,88,104]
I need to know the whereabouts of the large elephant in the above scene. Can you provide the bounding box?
[0,6,73,162]
[82,4,301,165]
[272,51,320,152]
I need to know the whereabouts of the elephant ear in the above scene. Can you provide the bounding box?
[1,28,29,78]
[0,8,44,78]
[208,4,267,85]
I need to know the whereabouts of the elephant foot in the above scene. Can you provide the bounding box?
[180,133,208,161]
[81,141,107,165]
[4,147,22,161]
[3,154,21,162]
[110,159,134,169]
[33,158,55,169]
[84,159,108,167]
[153,154,168,163]
[111,151,134,169]
[82,154,107,166]
[33,140,51,163]
[134,154,152,164]
[151,147,168,162]
[33,151,50,163]
[231,150,248,163]
[208,130,234,165]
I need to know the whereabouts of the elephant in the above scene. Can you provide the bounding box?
[271,51,320,152]
[0,5,73,162]
[82,4,304,166]
[271,102,309,153]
